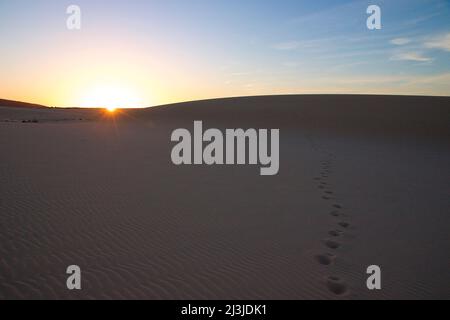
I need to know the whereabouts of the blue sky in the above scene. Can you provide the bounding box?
[0,0,449,107]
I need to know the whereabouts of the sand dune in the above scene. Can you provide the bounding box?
[0,99,49,109]
[0,95,449,299]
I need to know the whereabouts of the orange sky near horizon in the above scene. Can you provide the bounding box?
[1,1,449,108]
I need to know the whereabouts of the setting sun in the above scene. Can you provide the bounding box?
[78,84,146,110]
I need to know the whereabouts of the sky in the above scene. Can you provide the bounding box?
[0,0,449,108]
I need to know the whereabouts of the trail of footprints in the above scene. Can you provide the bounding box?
[313,155,355,297]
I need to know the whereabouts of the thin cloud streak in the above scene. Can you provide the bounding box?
[425,32,450,52]
[390,38,411,46]
[390,52,433,62]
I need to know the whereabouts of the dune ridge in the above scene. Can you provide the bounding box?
[0,99,49,109]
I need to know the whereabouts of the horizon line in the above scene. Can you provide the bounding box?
[1,93,450,110]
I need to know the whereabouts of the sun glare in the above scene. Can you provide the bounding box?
[78,84,145,110]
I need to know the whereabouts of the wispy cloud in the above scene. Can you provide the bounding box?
[424,32,450,52]
[404,11,442,26]
[390,38,411,46]
[391,52,433,62]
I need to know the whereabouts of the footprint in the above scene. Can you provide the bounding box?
[338,222,350,228]
[323,239,341,249]
[322,196,331,200]
[328,230,343,237]
[326,276,349,295]
[333,204,343,209]
[330,211,340,217]
[325,191,333,194]
[315,254,336,266]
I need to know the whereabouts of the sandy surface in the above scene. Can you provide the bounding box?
[0,95,449,299]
